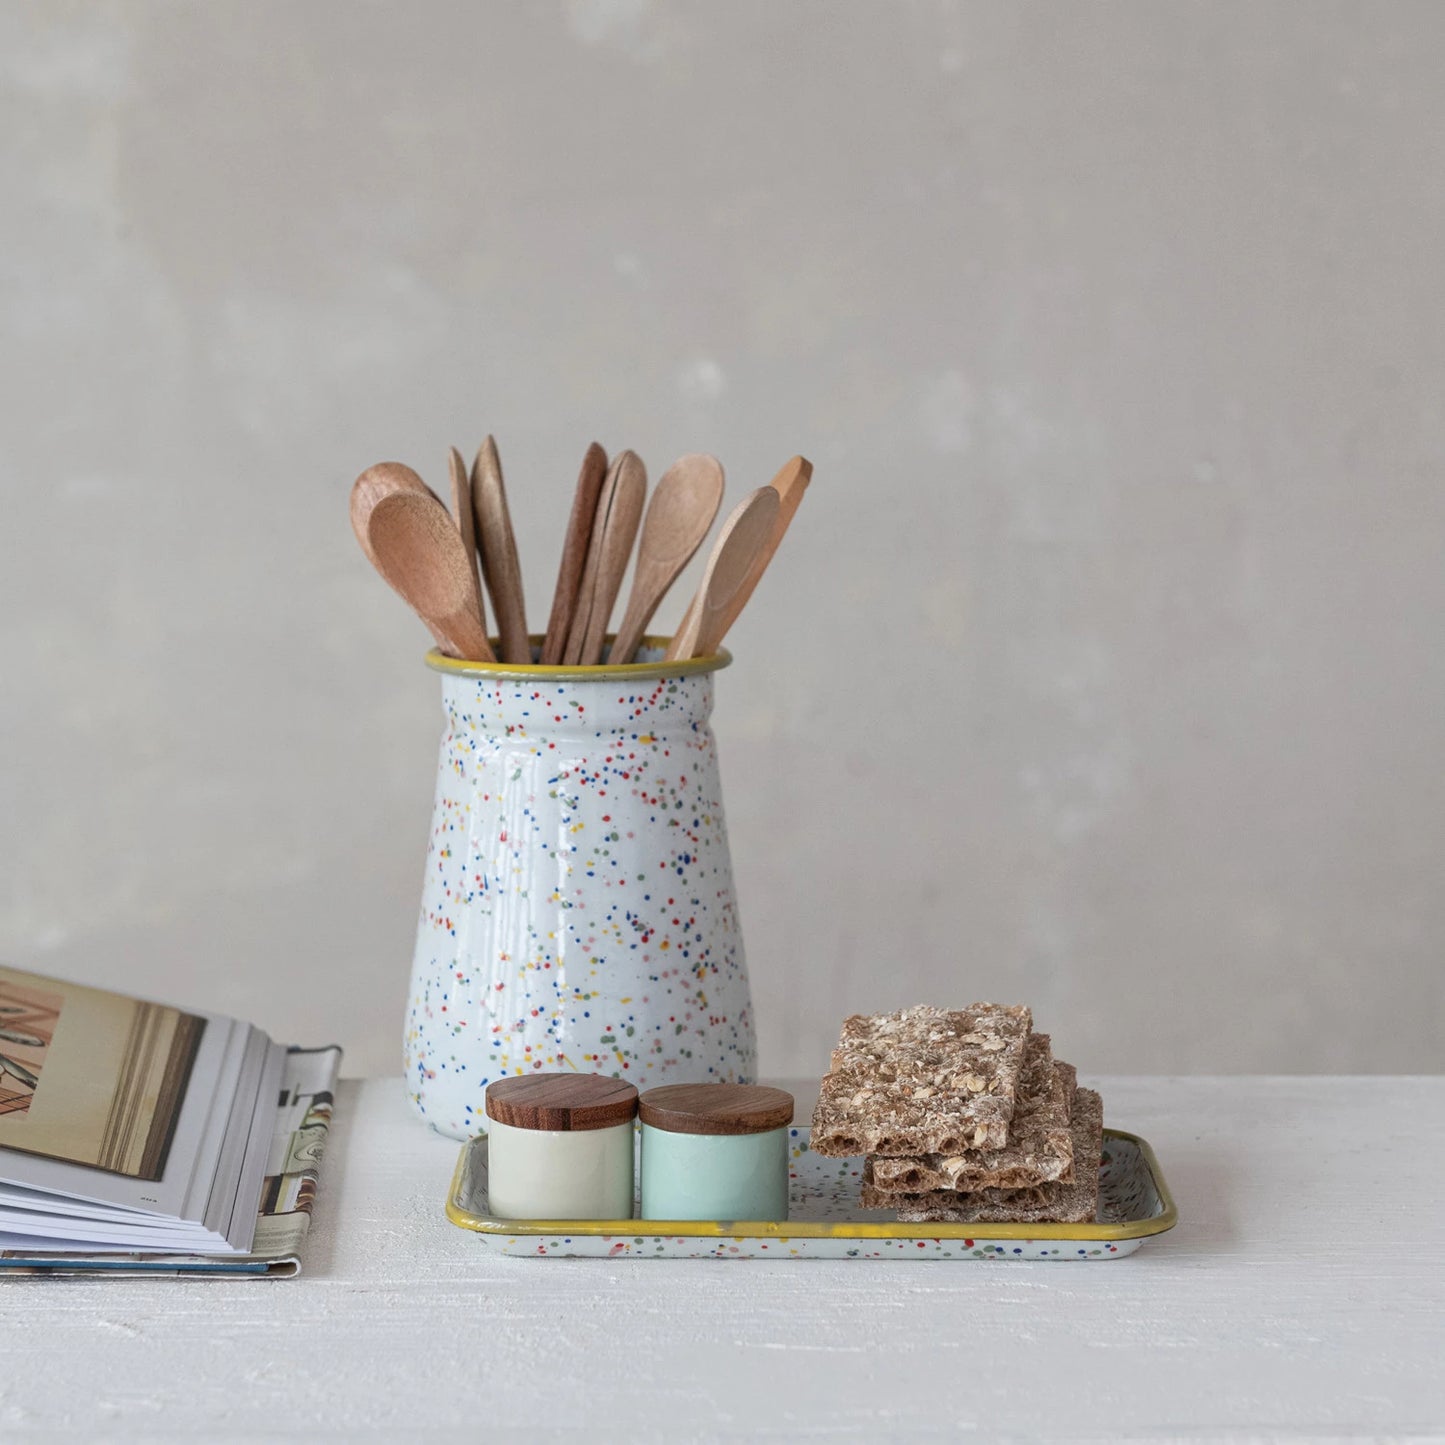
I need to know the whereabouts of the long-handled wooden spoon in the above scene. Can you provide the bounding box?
[351,467,495,661]
[609,453,724,665]
[577,450,646,664]
[562,449,642,665]
[713,454,812,641]
[663,487,780,662]
[470,435,530,664]
[560,459,615,665]
[447,447,485,632]
[540,442,607,664]
[670,455,812,650]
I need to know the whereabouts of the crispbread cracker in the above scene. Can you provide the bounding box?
[865,1087,1104,1224]
[867,1043,1076,1194]
[809,1004,1032,1156]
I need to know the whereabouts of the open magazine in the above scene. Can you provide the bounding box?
[0,965,340,1277]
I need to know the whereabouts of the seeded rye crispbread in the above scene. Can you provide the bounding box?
[809,1004,1032,1156]
[865,1087,1104,1225]
[866,1041,1077,1194]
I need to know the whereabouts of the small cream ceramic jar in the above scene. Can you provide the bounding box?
[485,1074,638,1220]
[639,1084,794,1221]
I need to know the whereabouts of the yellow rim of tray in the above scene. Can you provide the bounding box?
[425,636,732,683]
[445,1127,1178,1242]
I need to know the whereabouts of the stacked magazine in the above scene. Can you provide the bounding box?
[0,964,339,1276]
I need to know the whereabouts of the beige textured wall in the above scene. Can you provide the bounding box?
[2,2,1442,1078]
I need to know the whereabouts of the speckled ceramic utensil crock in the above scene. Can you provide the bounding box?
[404,638,755,1137]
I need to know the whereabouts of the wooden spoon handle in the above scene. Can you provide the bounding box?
[579,452,646,664]
[609,575,659,668]
[562,454,621,664]
[448,447,487,640]
[665,589,703,664]
[541,443,607,665]
[471,435,531,664]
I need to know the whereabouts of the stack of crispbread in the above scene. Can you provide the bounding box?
[809,1005,1104,1224]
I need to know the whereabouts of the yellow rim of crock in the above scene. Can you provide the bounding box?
[424,635,732,683]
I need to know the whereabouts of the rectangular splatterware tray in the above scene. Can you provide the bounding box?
[445,1124,1177,1259]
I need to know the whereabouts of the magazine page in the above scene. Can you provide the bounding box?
[0,965,203,1178]
[221,1039,289,1246]
[188,1025,270,1239]
[0,966,243,1220]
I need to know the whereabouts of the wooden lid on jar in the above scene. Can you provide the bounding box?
[638,1083,795,1136]
[485,1074,639,1132]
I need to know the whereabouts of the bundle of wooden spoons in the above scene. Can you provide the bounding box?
[350,439,812,666]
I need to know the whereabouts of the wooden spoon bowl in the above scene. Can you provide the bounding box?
[664,487,780,662]
[610,453,724,664]
[351,465,495,661]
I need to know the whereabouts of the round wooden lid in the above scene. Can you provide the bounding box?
[485,1073,638,1132]
[638,1083,795,1136]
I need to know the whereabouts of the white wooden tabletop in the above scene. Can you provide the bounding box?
[3,1075,1443,1442]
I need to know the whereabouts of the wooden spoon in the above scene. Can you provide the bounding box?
[562,449,639,665]
[671,454,812,651]
[447,447,485,635]
[470,435,530,664]
[560,459,614,665]
[351,474,495,661]
[540,442,607,664]
[350,460,436,572]
[577,450,646,664]
[663,487,780,662]
[712,454,812,642]
[609,453,724,665]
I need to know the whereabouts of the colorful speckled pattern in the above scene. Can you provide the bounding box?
[446,1126,1175,1259]
[406,655,754,1138]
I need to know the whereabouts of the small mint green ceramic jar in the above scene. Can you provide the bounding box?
[638,1084,795,1221]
